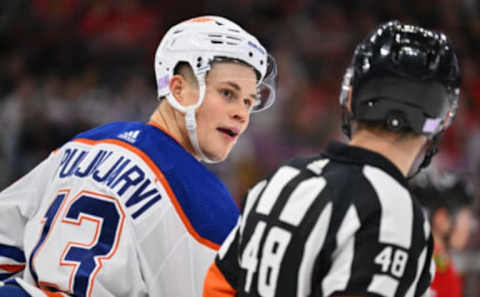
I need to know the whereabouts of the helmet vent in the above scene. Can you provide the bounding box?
[208,34,241,46]
[226,35,241,41]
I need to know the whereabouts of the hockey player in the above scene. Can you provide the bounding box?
[203,21,461,297]
[0,16,277,297]
[410,172,475,297]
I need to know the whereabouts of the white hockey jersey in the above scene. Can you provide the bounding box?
[0,121,240,297]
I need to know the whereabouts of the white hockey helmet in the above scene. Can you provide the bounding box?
[154,16,277,163]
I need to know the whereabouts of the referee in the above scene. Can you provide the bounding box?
[203,21,461,297]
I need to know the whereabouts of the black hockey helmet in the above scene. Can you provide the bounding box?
[410,171,474,218]
[340,20,461,139]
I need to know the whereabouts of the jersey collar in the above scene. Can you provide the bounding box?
[322,141,407,188]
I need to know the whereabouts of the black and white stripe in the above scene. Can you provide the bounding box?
[216,142,434,297]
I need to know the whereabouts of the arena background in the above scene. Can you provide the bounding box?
[1,0,480,295]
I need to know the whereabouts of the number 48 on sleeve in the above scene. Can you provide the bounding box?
[374,246,409,278]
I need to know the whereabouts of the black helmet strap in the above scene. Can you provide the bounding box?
[407,133,441,179]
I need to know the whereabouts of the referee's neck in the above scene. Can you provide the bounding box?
[348,129,427,177]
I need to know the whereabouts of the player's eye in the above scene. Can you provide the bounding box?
[244,98,254,109]
[219,89,235,101]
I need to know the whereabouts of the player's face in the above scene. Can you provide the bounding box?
[449,208,474,251]
[193,62,257,162]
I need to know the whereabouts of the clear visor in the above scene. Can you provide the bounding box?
[251,55,278,112]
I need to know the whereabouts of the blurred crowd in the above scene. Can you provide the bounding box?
[1,0,480,295]
[1,0,480,220]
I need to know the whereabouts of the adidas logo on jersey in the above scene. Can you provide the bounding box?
[118,130,140,143]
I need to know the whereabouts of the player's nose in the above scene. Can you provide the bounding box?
[231,100,249,125]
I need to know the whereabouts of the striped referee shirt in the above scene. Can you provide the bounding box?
[204,141,434,297]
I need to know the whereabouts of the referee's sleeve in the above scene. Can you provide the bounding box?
[322,167,432,297]
[203,218,240,297]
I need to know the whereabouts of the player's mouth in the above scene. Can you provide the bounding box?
[217,127,239,140]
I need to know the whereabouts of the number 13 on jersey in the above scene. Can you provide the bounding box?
[29,189,126,297]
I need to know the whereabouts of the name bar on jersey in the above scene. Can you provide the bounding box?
[57,148,162,219]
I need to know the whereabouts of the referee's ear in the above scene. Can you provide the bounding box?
[347,87,353,112]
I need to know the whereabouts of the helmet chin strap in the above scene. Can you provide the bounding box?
[185,107,219,164]
[407,134,441,179]
[166,69,220,164]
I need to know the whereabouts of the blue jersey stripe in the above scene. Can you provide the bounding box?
[0,280,31,297]
[0,273,14,281]
[72,122,240,246]
[0,245,25,263]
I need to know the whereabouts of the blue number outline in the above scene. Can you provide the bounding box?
[30,190,125,297]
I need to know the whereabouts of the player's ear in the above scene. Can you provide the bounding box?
[169,74,187,104]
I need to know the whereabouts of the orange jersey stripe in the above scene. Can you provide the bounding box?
[73,137,220,250]
[0,264,25,273]
[42,290,67,297]
[203,262,236,297]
